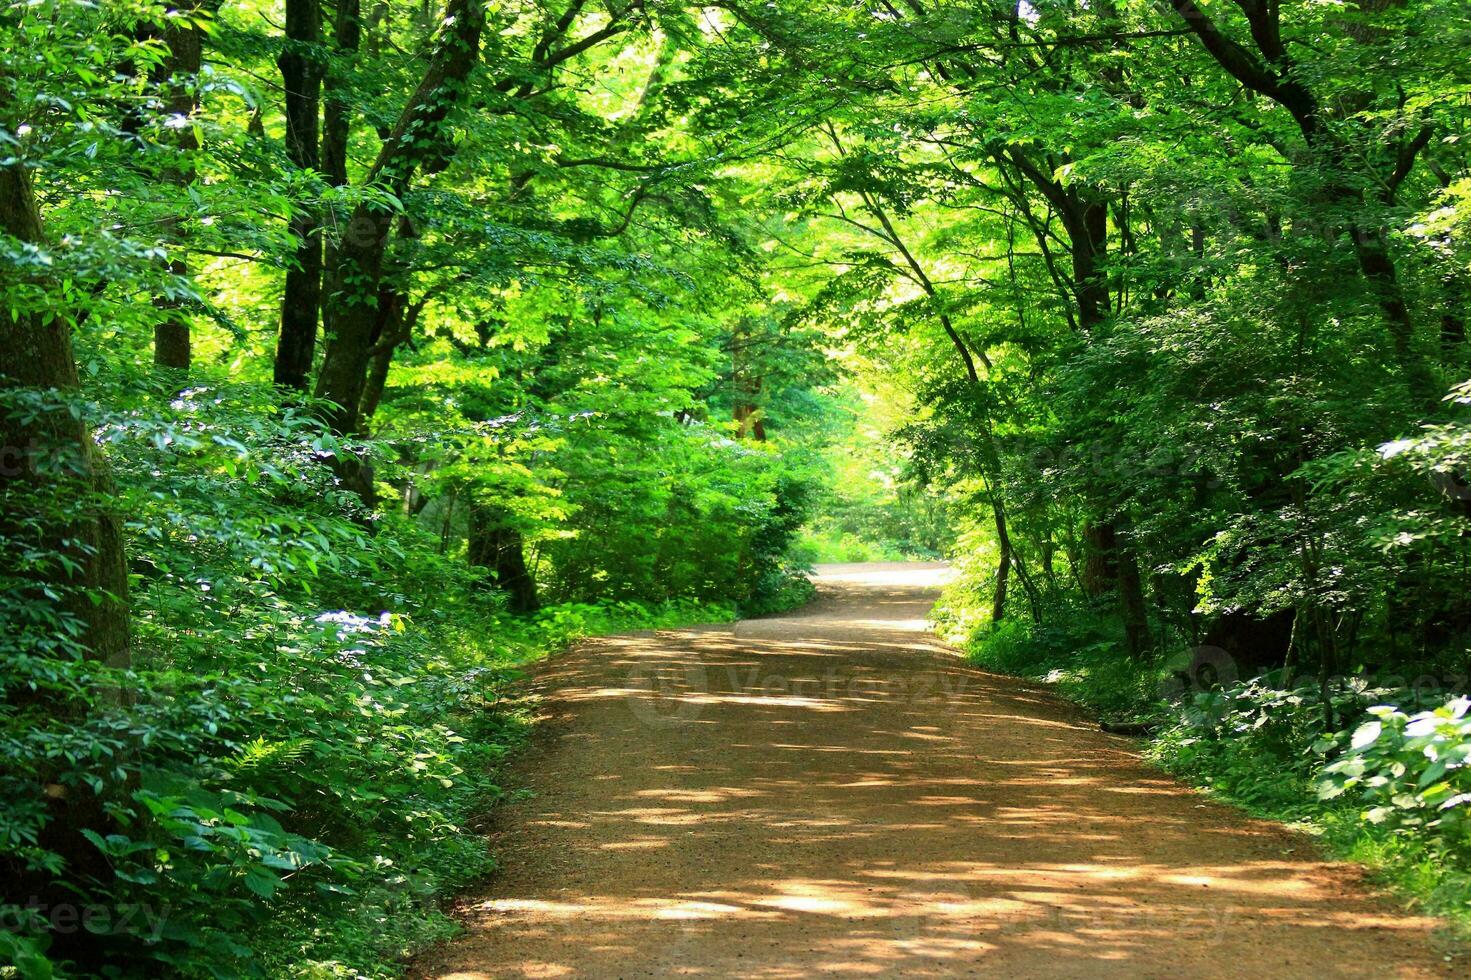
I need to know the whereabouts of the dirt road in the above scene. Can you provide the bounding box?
[411,563,1450,978]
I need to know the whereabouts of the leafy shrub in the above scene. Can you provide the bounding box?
[1149,680,1358,816]
[0,373,750,979]
[790,529,910,564]
[1319,697,1471,849]
[936,571,1162,721]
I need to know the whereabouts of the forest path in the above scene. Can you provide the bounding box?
[411,563,1449,979]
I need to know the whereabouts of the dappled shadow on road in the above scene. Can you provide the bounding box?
[411,563,1448,980]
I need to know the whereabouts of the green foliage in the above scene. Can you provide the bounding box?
[1321,699,1471,847]
[791,528,909,564]
[8,0,1471,969]
[953,600,1471,930]
[1149,684,1471,931]
[937,568,1161,722]
[0,368,746,977]
[1151,680,1381,818]
[797,381,954,561]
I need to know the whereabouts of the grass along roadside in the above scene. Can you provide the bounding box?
[252,597,741,979]
[930,593,1471,950]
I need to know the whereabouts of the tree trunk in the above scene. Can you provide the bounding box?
[1081,521,1116,598]
[1168,0,1433,403]
[1039,528,1059,590]
[1351,225,1437,403]
[1081,518,1151,654]
[468,502,539,613]
[734,403,766,440]
[316,0,361,398]
[315,0,483,444]
[316,203,393,437]
[1,165,138,956]
[275,0,325,390]
[359,289,422,426]
[320,0,359,189]
[1063,194,1110,331]
[1437,263,1468,358]
[991,500,1011,624]
[0,165,132,672]
[1114,524,1153,657]
[148,4,213,372]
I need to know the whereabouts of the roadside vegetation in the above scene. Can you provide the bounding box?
[935,576,1471,936]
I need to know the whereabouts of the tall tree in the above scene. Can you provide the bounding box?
[275,0,326,389]
[0,165,132,671]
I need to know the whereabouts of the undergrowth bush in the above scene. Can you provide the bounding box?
[940,574,1471,930]
[0,374,753,979]
[1147,679,1388,819]
[790,529,910,564]
[1321,698,1471,849]
[935,588,1157,720]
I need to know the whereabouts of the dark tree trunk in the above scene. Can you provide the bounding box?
[1003,153,1155,650]
[318,0,359,358]
[1039,532,1059,590]
[1081,519,1151,653]
[2,166,136,956]
[1062,195,1110,331]
[1168,0,1434,403]
[321,0,359,190]
[468,503,539,613]
[1081,521,1116,598]
[315,0,482,446]
[316,204,393,437]
[1351,226,1436,402]
[275,0,325,390]
[148,4,213,372]
[991,501,1011,624]
[1113,519,1153,657]
[1440,272,1467,354]
[359,289,422,426]
[0,165,132,672]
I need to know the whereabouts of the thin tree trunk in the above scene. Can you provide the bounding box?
[320,0,359,189]
[1440,272,1467,353]
[991,502,1011,625]
[275,0,325,390]
[149,4,214,371]
[359,291,423,426]
[1352,226,1436,401]
[826,165,1034,629]
[316,0,482,445]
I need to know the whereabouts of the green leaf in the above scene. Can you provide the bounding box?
[1350,721,1382,750]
